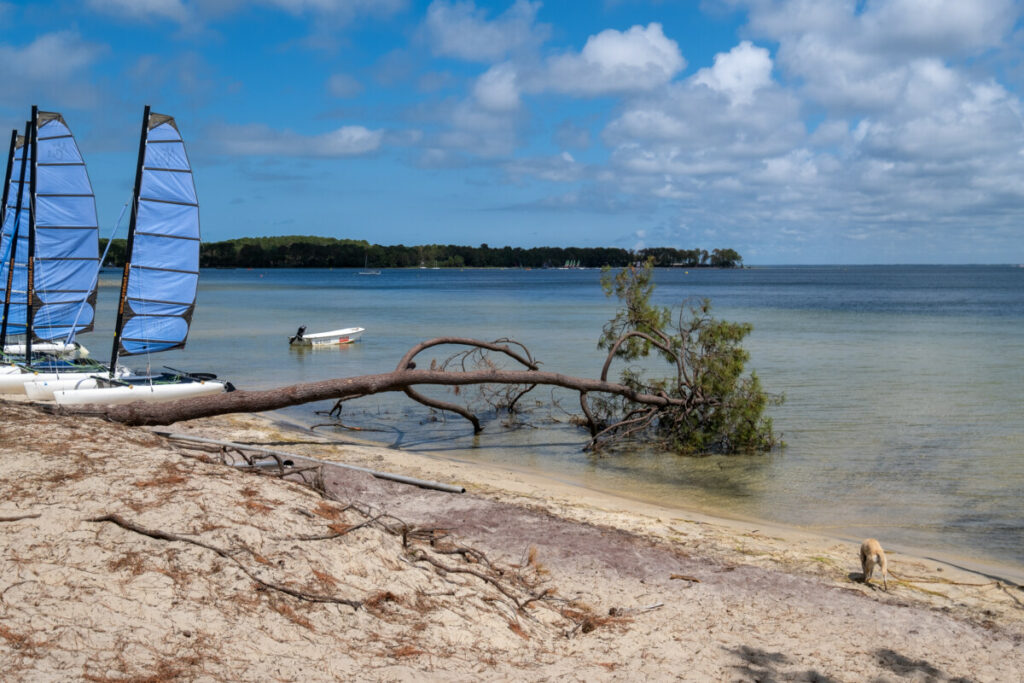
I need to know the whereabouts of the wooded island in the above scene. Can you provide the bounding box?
[99,236,744,269]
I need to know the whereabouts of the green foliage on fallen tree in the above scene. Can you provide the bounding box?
[593,259,781,455]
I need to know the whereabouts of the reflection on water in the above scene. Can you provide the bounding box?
[88,266,1024,568]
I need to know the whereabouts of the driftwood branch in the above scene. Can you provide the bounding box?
[88,513,363,609]
[406,547,550,615]
[0,513,41,522]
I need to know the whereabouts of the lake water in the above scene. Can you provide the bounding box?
[90,265,1024,569]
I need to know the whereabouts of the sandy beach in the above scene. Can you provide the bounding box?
[1,399,1022,681]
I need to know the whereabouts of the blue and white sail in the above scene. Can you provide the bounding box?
[30,110,100,341]
[0,132,30,338]
[114,109,200,357]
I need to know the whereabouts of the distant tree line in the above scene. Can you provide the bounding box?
[98,236,743,269]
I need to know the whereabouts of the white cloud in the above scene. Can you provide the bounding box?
[215,123,383,157]
[603,49,802,168]
[424,0,547,61]
[809,119,850,146]
[504,151,583,183]
[857,77,1022,162]
[540,23,685,95]
[693,41,772,106]
[739,0,1022,115]
[0,31,103,81]
[473,62,520,111]
[438,99,519,156]
[425,21,687,167]
[524,1,1022,262]
[326,73,363,98]
[0,31,107,105]
[861,0,1016,55]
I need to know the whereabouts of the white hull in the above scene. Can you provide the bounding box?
[2,365,130,395]
[24,376,102,400]
[3,342,89,358]
[53,380,228,406]
[290,326,364,346]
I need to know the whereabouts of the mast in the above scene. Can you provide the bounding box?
[0,128,20,351]
[109,105,150,377]
[0,129,16,229]
[1,121,30,351]
[25,106,37,363]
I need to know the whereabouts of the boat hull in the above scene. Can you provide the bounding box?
[24,376,102,400]
[2,342,89,359]
[2,365,129,395]
[289,327,365,346]
[3,371,99,395]
[53,380,228,406]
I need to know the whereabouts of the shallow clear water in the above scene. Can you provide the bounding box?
[89,265,1024,568]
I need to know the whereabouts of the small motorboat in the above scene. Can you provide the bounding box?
[288,325,365,347]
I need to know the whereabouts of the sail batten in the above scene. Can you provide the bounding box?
[115,108,200,358]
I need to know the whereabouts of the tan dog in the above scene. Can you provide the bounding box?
[860,538,888,590]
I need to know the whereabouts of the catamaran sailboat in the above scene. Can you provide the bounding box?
[0,107,126,393]
[49,106,229,405]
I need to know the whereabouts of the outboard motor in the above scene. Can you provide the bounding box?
[289,325,307,344]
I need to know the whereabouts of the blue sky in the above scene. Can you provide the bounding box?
[2,0,1024,264]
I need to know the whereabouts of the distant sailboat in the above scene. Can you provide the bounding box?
[51,106,229,405]
[359,252,380,275]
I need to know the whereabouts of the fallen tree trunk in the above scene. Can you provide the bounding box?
[53,367,686,428]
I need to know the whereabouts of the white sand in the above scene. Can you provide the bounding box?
[1,401,1021,681]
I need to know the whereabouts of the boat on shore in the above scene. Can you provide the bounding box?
[0,107,111,392]
[3,358,131,396]
[288,325,365,347]
[52,106,230,406]
[50,369,226,405]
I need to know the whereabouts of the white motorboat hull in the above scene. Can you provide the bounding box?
[53,380,228,406]
[289,326,365,346]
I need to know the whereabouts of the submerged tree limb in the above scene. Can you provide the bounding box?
[403,386,482,433]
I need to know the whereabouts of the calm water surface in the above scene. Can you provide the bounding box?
[92,266,1024,568]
